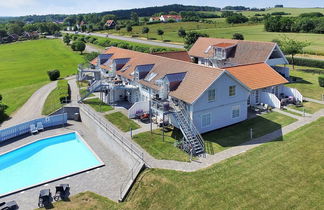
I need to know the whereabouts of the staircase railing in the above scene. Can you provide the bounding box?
[170,99,205,155]
[177,100,205,153]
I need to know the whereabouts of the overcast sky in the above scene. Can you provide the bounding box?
[0,0,323,16]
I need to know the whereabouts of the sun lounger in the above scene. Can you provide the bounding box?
[36,122,44,131]
[38,189,52,208]
[30,124,38,135]
[54,184,70,201]
[0,200,19,210]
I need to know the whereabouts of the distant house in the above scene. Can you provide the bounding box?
[105,20,116,29]
[22,31,39,39]
[76,21,86,30]
[8,34,19,42]
[160,15,182,22]
[149,16,161,22]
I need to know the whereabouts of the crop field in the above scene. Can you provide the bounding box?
[0,39,83,118]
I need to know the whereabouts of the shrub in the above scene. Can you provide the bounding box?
[286,57,324,69]
[319,75,324,87]
[47,70,60,81]
[232,33,244,40]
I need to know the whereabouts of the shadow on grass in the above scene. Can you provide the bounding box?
[290,76,312,84]
[203,116,284,155]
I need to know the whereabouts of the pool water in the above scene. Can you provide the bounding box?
[0,132,103,196]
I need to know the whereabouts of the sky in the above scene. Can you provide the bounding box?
[0,0,323,17]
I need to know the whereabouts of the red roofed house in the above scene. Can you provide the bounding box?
[149,17,161,22]
[105,20,116,29]
[160,15,182,22]
[189,37,303,108]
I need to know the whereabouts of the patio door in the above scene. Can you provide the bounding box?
[255,90,260,104]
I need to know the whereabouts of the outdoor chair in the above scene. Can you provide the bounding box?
[38,189,52,208]
[30,124,38,135]
[54,184,70,201]
[36,122,44,131]
[0,200,19,210]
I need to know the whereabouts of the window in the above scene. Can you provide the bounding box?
[229,85,236,96]
[144,72,157,82]
[201,113,211,128]
[208,89,216,102]
[232,105,240,119]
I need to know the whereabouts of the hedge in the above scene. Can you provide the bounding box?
[286,57,324,69]
[319,75,324,87]
[57,80,71,103]
[69,34,179,53]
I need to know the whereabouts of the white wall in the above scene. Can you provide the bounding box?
[191,73,249,133]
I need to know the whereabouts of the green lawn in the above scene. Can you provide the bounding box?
[288,101,324,114]
[0,39,83,120]
[51,117,324,209]
[79,88,94,98]
[203,112,297,154]
[84,98,113,112]
[286,66,324,100]
[42,80,70,115]
[282,108,303,117]
[133,128,189,162]
[105,112,140,132]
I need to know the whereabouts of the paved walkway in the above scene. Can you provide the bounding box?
[64,31,185,49]
[0,81,57,129]
[304,97,324,104]
[85,44,105,53]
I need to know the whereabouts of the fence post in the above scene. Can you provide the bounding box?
[250,128,253,140]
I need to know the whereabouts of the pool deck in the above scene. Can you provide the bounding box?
[0,122,129,209]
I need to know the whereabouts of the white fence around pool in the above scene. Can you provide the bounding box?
[0,113,67,142]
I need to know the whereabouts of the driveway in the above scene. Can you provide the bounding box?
[64,31,185,49]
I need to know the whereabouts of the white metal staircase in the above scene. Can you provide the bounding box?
[78,80,109,102]
[170,100,205,156]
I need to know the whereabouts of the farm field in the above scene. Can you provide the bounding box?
[203,7,324,17]
[0,39,83,118]
[51,117,324,209]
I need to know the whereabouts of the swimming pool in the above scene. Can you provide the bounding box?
[0,132,104,197]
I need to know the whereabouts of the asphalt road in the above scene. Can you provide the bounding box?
[64,31,185,49]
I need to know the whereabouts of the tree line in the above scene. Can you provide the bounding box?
[265,12,324,34]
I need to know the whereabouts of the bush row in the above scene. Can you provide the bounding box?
[286,57,324,69]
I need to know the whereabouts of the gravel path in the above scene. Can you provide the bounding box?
[0,81,57,129]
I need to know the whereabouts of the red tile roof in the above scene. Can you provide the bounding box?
[225,63,288,90]
[189,37,276,66]
[213,43,237,48]
[151,51,192,62]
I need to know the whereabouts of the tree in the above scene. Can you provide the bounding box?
[71,41,86,54]
[184,31,209,50]
[0,94,2,102]
[226,13,248,24]
[47,70,60,81]
[232,33,244,40]
[7,24,23,35]
[0,29,7,38]
[115,25,121,31]
[142,27,150,39]
[157,29,164,40]
[126,25,133,33]
[101,14,117,23]
[63,35,71,45]
[178,28,186,40]
[278,36,310,69]
[131,12,139,25]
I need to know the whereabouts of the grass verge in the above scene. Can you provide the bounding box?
[42,80,70,115]
[84,98,113,112]
[203,112,297,154]
[133,128,189,162]
[288,101,324,114]
[105,112,140,132]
